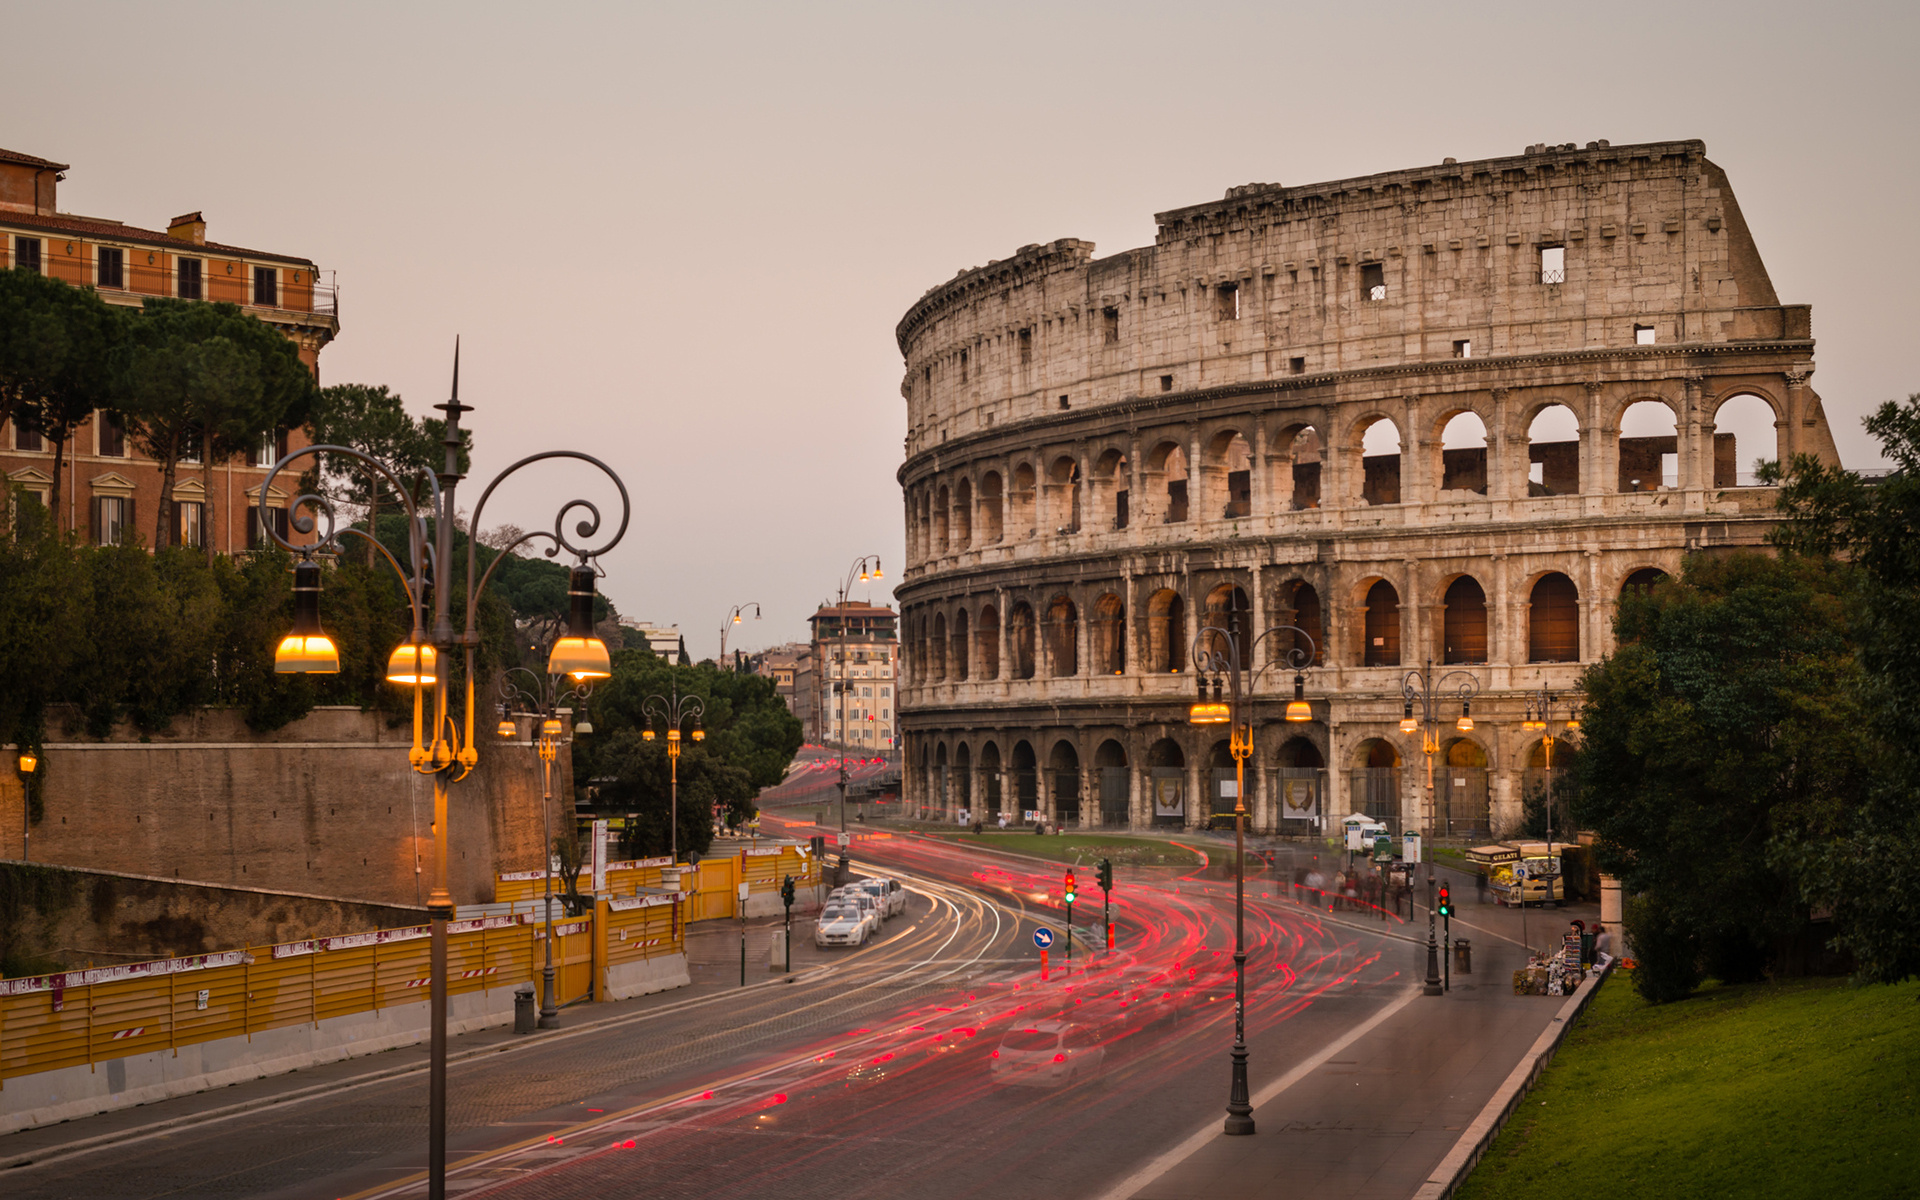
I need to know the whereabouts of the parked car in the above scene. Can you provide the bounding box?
[856,877,907,918]
[844,892,884,938]
[814,904,869,948]
[989,1020,1105,1088]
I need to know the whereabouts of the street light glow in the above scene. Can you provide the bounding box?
[386,641,438,687]
[274,559,340,674]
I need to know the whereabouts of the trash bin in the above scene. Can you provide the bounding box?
[513,982,537,1034]
[1453,939,1472,974]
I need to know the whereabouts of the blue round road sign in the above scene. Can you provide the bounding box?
[1033,928,1054,949]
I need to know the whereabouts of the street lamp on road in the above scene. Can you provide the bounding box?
[641,681,704,861]
[1521,685,1582,911]
[719,602,761,670]
[15,750,37,861]
[1186,615,1317,1137]
[496,664,593,1030]
[1399,659,1480,997]
[826,555,882,884]
[264,345,628,1200]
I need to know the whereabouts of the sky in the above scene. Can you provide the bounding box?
[5,1,1914,657]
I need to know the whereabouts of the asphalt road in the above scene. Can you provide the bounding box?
[2,827,1415,1200]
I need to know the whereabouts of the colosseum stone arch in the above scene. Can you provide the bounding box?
[893,139,1841,839]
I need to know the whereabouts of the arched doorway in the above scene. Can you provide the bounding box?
[950,609,969,682]
[1620,567,1667,598]
[1092,593,1125,674]
[1148,737,1186,826]
[977,605,1001,679]
[933,742,950,816]
[980,741,1004,821]
[953,742,973,820]
[1442,576,1488,664]
[1274,736,1324,834]
[1050,741,1081,825]
[1095,740,1129,827]
[1203,584,1251,665]
[1011,740,1039,821]
[1147,589,1186,673]
[1046,595,1079,677]
[1529,573,1580,662]
[1207,740,1237,826]
[1363,580,1401,666]
[1350,738,1400,831]
[1438,739,1490,840]
[1008,603,1036,679]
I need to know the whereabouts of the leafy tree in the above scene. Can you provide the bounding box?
[1571,552,1873,1000]
[574,654,802,860]
[113,300,316,557]
[1765,395,1920,984]
[306,384,443,567]
[0,270,122,532]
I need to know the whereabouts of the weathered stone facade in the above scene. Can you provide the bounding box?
[892,139,1841,839]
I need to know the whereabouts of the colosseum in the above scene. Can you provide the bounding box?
[893,138,1841,842]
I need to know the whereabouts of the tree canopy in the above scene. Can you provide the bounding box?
[1576,394,1920,999]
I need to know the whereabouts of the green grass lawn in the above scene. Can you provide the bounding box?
[929,831,1203,868]
[1456,973,1920,1200]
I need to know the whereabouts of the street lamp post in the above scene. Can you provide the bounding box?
[496,667,593,1030]
[718,602,761,670]
[827,556,882,884]
[641,681,704,862]
[1521,685,1582,919]
[16,750,37,861]
[264,346,628,1200]
[1186,616,1318,1137]
[1399,659,1481,997]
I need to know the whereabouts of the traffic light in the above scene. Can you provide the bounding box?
[1063,870,1077,905]
[1437,883,1452,918]
[781,875,796,908]
[1096,858,1113,892]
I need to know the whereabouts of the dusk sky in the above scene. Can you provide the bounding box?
[5,1,1912,657]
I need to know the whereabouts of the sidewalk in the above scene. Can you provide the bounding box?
[1109,924,1572,1200]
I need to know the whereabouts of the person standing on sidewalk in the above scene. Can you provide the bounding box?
[1306,865,1326,910]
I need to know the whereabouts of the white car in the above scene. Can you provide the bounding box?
[989,1020,1104,1088]
[844,893,884,938]
[855,878,907,919]
[814,904,869,948]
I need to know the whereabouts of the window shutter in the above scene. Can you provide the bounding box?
[90,496,102,545]
[123,498,134,545]
[246,505,260,549]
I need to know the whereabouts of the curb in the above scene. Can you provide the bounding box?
[1410,959,1615,1199]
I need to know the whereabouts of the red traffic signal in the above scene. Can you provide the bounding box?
[1064,870,1077,904]
[1437,884,1453,918]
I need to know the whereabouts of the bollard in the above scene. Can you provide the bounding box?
[1453,939,1472,974]
[513,982,538,1034]
[770,929,788,972]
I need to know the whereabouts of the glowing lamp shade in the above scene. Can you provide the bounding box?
[541,718,563,737]
[275,559,340,674]
[1399,701,1418,734]
[496,718,516,739]
[1566,714,1581,732]
[547,565,612,680]
[1284,674,1311,722]
[18,752,37,774]
[692,727,706,742]
[1188,702,1232,725]
[1456,700,1474,733]
[642,728,656,742]
[386,641,438,687]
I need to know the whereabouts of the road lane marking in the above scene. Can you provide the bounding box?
[1086,984,1422,1200]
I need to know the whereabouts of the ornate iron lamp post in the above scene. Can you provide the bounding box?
[826,555,881,883]
[719,601,761,670]
[1186,616,1317,1136]
[16,750,37,861]
[641,681,704,861]
[1399,659,1480,997]
[264,346,629,1200]
[496,665,594,1030]
[1520,685,1582,914]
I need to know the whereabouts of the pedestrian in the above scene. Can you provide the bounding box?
[1305,865,1326,910]
[1475,871,1488,905]
[1592,922,1612,962]
[997,813,1008,831]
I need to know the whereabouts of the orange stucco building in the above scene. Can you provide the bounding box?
[0,145,339,550]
